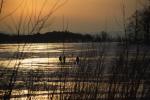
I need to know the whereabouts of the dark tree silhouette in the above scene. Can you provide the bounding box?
[127,2,150,44]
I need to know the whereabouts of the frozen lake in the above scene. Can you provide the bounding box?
[0,43,149,100]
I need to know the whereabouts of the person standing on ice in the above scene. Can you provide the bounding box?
[76,56,80,65]
[59,56,62,64]
[63,55,66,64]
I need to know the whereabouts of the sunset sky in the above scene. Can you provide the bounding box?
[0,0,148,35]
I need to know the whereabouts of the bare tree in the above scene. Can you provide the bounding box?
[127,0,150,44]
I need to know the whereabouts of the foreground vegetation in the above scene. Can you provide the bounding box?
[0,0,149,100]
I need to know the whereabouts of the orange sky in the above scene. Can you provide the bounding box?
[0,0,148,35]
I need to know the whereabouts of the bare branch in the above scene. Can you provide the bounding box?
[0,0,4,14]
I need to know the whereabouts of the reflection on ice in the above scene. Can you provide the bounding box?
[1,43,147,100]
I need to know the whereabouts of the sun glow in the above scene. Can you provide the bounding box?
[0,0,67,34]
[0,0,147,34]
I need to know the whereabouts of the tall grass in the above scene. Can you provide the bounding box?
[0,0,67,100]
[0,0,149,100]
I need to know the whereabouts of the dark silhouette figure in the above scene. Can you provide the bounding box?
[59,56,62,64]
[63,56,66,64]
[76,56,80,65]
